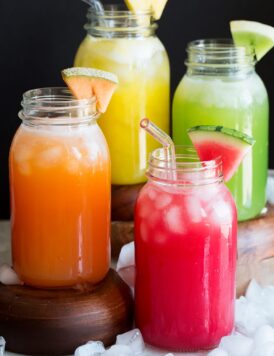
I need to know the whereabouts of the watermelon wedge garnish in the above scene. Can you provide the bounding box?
[187,125,255,182]
[62,67,118,113]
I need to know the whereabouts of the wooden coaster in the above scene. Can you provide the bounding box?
[0,269,134,355]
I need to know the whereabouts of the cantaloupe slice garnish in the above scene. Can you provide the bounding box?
[62,67,118,113]
[124,0,168,20]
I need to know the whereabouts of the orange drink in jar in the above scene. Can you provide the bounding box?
[9,88,111,288]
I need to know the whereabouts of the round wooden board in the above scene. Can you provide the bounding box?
[111,204,274,296]
[0,269,134,355]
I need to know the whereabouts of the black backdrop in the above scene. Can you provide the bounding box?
[0,0,273,218]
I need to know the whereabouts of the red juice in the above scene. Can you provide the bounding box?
[134,148,237,351]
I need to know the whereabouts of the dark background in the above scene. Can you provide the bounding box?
[0,0,273,218]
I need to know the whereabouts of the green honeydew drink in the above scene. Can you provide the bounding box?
[172,21,274,221]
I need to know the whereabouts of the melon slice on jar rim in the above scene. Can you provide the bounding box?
[187,125,255,182]
[124,0,168,20]
[230,20,274,61]
[62,67,118,113]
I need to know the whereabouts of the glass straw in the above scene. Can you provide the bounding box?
[81,0,109,34]
[140,118,176,178]
[81,0,104,11]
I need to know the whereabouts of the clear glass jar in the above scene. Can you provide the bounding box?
[135,147,237,351]
[172,39,269,222]
[75,4,170,185]
[9,88,111,288]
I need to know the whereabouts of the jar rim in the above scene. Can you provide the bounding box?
[187,39,255,58]
[147,146,223,186]
[19,87,98,126]
[185,38,256,74]
[22,87,96,109]
[85,3,156,38]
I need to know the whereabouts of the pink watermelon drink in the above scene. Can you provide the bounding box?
[135,146,237,351]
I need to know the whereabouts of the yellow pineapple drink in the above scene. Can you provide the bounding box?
[75,6,170,185]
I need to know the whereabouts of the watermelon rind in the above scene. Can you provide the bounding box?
[62,67,118,85]
[187,125,255,146]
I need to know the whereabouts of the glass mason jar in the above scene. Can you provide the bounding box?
[172,40,269,222]
[9,88,111,288]
[135,147,237,351]
[75,5,170,186]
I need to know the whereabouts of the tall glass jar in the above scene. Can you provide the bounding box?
[172,40,269,222]
[9,88,111,288]
[135,147,237,351]
[75,5,170,188]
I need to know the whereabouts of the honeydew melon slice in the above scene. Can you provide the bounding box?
[187,125,255,182]
[124,0,168,20]
[230,20,274,61]
[62,67,118,113]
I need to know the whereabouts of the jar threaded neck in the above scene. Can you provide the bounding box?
[185,39,256,76]
[85,5,157,38]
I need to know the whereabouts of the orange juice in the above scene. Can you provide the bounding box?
[9,88,111,288]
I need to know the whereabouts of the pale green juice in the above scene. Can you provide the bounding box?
[173,73,269,221]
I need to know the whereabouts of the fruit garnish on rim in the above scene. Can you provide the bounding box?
[230,20,274,61]
[124,0,168,20]
[187,125,255,182]
[62,67,118,113]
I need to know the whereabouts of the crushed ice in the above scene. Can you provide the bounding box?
[267,175,274,205]
[0,263,23,285]
[73,279,274,355]
[74,329,174,356]
[0,337,5,356]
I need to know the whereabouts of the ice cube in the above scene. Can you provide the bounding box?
[0,264,23,285]
[147,187,157,200]
[14,145,33,176]
[219,334,253,356]
[71,146,82,160]
[154,194,172,209]
[213,200,232,221]
[116,242,135,289]
[116,242,135,272]
[116,329,145,353]
[139,222,149,242]
[246,280,263,304]
[235,296,267,336]
[207,348,228,356]
[14,145,32,163]
[38,146,63,167]
[186,196,206,223]
[104,345,132,355]
[267,176,274,205]
[0,337,5,356]
[74,340,105,356]
[261,286,274,324]
[250,342,274,356]
[164,206,185,234]
[138,203,151,219]
[254,325,274,347]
